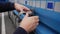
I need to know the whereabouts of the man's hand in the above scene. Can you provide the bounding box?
[20,13,39,33]
[14,3,30,12]
[14,3,39,33]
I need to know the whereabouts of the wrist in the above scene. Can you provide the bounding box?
[19,25,29,33]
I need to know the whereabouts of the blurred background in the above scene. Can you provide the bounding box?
[0,0,60,34]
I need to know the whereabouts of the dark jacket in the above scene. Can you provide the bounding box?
[0,1,27,34]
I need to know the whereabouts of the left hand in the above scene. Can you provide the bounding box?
[14,3,30,12]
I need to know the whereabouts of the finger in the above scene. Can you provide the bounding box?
[31,21,39,27]
[31,23,39,31]
[33,23,39,28]
[36,23,39,26]
[34,16,39,20]
[31,16,39,19]
[23,6,30,11]
[31,16,39,20]
[35,19,39,23]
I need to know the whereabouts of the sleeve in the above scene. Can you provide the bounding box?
[14,27,28,34]
[0,1,15,12]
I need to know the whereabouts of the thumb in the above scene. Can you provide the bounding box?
[25,13,29,17]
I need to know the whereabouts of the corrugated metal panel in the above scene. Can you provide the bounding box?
[54,2,60,12]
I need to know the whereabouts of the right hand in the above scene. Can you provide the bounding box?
[20,13,39,33]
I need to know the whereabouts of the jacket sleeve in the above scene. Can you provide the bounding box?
[14,27,28,34]
[0,1,15,12]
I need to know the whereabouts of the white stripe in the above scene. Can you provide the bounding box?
[2,13,6,34]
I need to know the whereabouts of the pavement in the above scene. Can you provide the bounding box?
[0,12,16,34]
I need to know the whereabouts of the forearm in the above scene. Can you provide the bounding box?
[0,1,15,12]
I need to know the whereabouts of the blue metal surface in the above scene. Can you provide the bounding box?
[13,4,60,34]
